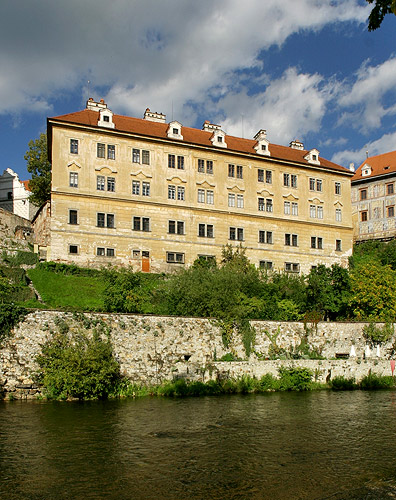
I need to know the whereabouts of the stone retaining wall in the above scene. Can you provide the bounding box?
[1,311,395,399]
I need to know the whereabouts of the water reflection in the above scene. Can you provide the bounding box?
[1,392,396,499]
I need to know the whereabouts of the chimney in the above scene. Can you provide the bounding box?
[349,163,355,172]
[290,139,304,150]
[202,121,221,132]
[86,98,108,111]
[144,108,166,123]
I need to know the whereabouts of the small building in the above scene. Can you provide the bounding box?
[351,150,396,243]
[0,168,39,221]
[46,98,354,273]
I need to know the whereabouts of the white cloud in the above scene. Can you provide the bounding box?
[0,0,369,117]
[332,131,396,168]
[337,57,396,131]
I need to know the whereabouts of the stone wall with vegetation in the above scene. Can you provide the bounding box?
[1,311,395,399]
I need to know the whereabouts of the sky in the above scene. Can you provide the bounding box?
[1,0,396,181]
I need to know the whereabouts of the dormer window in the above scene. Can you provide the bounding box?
[304,149,320,165]
[218,136,223,143]
[254,129,270,156]
[210,129,227,148]
[362,164,372,177]
[98,108,115,129]
[167,121,183,140]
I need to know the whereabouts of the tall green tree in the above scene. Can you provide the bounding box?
[24,133,51,206]
[366,0,396,30]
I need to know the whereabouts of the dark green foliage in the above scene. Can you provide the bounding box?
[1,251,38,267]
[366,0,395,31]
[306,264,351,320]
[360,373,395,389]
[219,352,238,361]
[38,261,102,277]
[35,330,121,399]
[0,303,27,343]
[330,376,357,390]
[363,322,394,345]
[277,367,313,391]
[24,133,51,206]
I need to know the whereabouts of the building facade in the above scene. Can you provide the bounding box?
[47,99,353,273]
[0,168,39,221]
[351,150,396,243]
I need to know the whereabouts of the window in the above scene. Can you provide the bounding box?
[335,208,342,222]
[142,182,150,196]
[103,116,110,123]
[168,154,175,168]
[206,190,214,204]
[237,194,244,208]
[132,180,140,195]
[292,202,298,216]
[311,237,323,249]
[97,175,105,191]
[309,178,322,191]
[317,206,323,219]
[258,198,265,211]
[361,211,368,222]
[167,252,185,263]
[259,230,273,244]
[266,170,272,184]
[259,261,273,271]
[237,165,243,179]
[107,145,115,160]
[70,139,78,154]
[228,164,235,177]
[335,182,341,195]
[336,239,342,252]
[168,220,184,235]
[177,156,184,170]
[206,160,213,174]
[198,224,214,238]
[173,127,179,135]
[258,169,271,183]
[387,206,395,217]
[106,248,115,257]
[285,233,298,246]
[69,172,78,188]
[229,227,244,241]
[291,175,297,188]
[142,150,150,165]
[387,183,394,195]
[360,189,367,200]
[283,173,290,187]
[198,189,205,203]
[69,244,78,254]
[284,201,290,215]
[266,199,273,212]
[97,143,105,158]
[285,262,300,273]
[168,185,176,200]
[97,247,105,256]
[107,177,115,192]
[258,169,264,182]
[97,213,114,228]
[133,217,150,232]
[132,149,140,163]
[97,247,114,257]
[69,209,78,225]
[310,205,316,218]
[177,186,185,201]
[283,173,297,188]
[198,159,205,172]
[228,193,235,207]
[258,198,273,212]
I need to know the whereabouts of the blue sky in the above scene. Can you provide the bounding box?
[1,0,396,181]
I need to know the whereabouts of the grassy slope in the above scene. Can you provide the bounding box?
[27,268,106,311]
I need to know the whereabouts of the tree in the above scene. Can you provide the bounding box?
[366,0,396,31]
[24,133,51,206]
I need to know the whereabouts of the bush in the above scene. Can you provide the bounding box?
[330,375,357,390]
[1,250,38,267]
[277,366,313,391]
[0,303,27,344]
[35,330,121,399]
[360,373,395,390]
[363,322,394,345]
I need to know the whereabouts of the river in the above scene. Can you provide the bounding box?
[1,391,396,499]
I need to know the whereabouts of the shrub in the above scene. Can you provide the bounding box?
[35,330,121,399]
[330,375,357,390]
[0,303,27,344]
[277,366,313,391]
[363,322,394,345]
[360,373,395,390]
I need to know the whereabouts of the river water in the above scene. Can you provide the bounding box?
[1,391,396,500]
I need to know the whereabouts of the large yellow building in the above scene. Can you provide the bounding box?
[46,98,353,273]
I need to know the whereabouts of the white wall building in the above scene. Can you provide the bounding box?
[0,168,39,220]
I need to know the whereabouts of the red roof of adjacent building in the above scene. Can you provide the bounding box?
[352,150,396,182]
[21,180,31,191]
[48,107,350,174]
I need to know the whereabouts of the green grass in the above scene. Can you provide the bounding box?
[27,268,106,311]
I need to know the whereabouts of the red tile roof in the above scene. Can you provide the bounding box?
[21,180,31,191]
[352,150,396,182]
[49,108,350,174]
